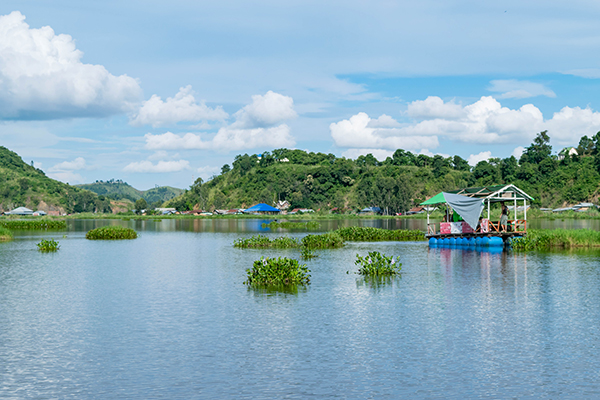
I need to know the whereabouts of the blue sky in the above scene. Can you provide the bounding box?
[2,1,600,189]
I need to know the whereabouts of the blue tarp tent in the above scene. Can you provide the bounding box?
[244,203,280,213]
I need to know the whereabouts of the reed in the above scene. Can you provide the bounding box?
[86,226,138,240]
[511,229,600,250]
[37,238,60,252]
[0,226,13,241]
[0,220,66,230]
[355,251,401,276]
[335,226,425,241]
[233,235,300,248]
[301,232,345,249]
[244,256,310,286]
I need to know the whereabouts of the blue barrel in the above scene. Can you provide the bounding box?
[448,238,456,245]
[441,238,450,246]
[475,237,482,246]
[458,238,467,246]
[480,237,490,246]
[466,237,475,246]
[489,237,503,247]
[429,237,438,246]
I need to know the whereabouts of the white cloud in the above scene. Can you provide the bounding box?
[130,85,228,127]
[406,96,464,119]
[0,11,141,120]
[564,69,600,79]
[49,157,86,172]
[232,91,297,128]
[512,146,525,159]
[197,165,221,180]
[545,106,600,145]
[330,112,439,151]
[367,114,401,128]
[123,160,190,173]
[48,171,84,184]
[468,151,492,166]
[488,80,556,99]
[143,91,297,152]
[341,148,394,161]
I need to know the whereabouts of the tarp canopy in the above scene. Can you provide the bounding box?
[420,192,446,205]
[443,193,484,230]
[244,203,280,213]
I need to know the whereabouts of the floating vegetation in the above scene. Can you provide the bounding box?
[244,256,310,286]
[86,226,138,240]
[262,221,320,230]
[355,251,401,276]
[300,246,317,259]
[233,235,300,248]
[510,229,600,250]
[0,226,13,241]
[0,220,66,230]
[336,226,425,242]
[37,238,60,252]
[301,232,345,249]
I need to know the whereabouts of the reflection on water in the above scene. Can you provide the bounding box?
[1,220,600,398]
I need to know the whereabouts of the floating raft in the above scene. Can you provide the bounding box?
[427,233,525,248]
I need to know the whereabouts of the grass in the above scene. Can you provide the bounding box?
[86,226,138,240]
[262,221,320,229]
[37,238,59,252]
[244,256,310,286]
[336,226,425,241]
[511,229,600,250]
[0,226,13,241]
[0,219,66,230]
[355,251,402,276]
[301,232,345,249]
[233,235,300,248]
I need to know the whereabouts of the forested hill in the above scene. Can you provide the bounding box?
[0,146,111,214]
[76,181,183,205]
[166,131,600,213]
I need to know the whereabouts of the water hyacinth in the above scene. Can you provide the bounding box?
[262,221,320,230]
[301,232,344,249]
[0,226,13,241]
[510,229,600,250]
[233,235,300,248]
[336,226,425,242]
[355,251,402,276]
[0,220,66,230]
[37,238,60,252]
[244,256,311,286]
[86,226,138,240]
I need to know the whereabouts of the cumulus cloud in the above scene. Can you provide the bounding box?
[197,165,221,180]
[130,85,228,127]
[47,157,87,183]
[49,157,86,171]
[545,106,600,145]
[468,151,492,166]
[123,160,190,173]
[232,91,297,128]
[367,114,401,128]
[512,146,525,159]
[488,80,556,99]
[406,96,464,119]
[0,11,141,120]
[143,91,297,152]
[330,112,439,151]
[341,148,394,161]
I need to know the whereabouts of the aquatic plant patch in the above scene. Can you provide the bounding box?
[0,220,67,230]
[244,256,311,286]
[300,246,317,259]
[262,221,320,230]
[233,235,300,248]
[301,232,344,249]
[86,226,138,240]
[336,226,425,242]
[355,251,402,276]
[511,229,600,250]
[37,238,60,252]
[0,226,13,241]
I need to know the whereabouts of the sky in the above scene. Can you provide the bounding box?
[2,1,600,190]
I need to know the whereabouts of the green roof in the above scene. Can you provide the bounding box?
[420,192,446,205]
[420,184,534,206]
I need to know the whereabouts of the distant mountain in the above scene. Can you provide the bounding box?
[0,146,111,214]
[77,181,183,205]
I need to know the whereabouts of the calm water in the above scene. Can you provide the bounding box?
[2,219,600,399]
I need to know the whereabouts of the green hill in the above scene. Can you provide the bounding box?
[0,146,111,214]
[77,181,183,205]
[165,132,600,213]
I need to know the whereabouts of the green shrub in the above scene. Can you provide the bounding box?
[336,226,425,242]
[0,226,13,241]
[301,232,344,249]
[355,251,401,276]
[0,220,66,230]
[244,256,311,285]
[233,235,300,248]
[37,238,59,252]
[86,226,138,240]
[511,229,600,250]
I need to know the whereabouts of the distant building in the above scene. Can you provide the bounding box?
[5,207,33,215]
[558,147,578,160]
[275,200,290,210]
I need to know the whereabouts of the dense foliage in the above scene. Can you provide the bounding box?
[0,226,13,241]
[0,146,112,214]
[77,181,183,205]
[301,232,345,249]
[233,235,300,248]
[0,220,67,230]
[37,238,60,252]
[244,256,311,286]
[510,229,600,250]
[165,131,600,212]
[86,226,138,240]
[355,251,402,276]
[336,226,425,241]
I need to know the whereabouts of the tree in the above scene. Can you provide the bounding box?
[135,198,148,214]
[452,155,470,171]
[520,131,552,164]
[577,135,595,156]
[392,149,416,166]
[221,164,231,174]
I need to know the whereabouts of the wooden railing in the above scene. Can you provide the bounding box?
[429,219,527,235]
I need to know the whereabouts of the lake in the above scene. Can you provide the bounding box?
[2,218,600,399]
